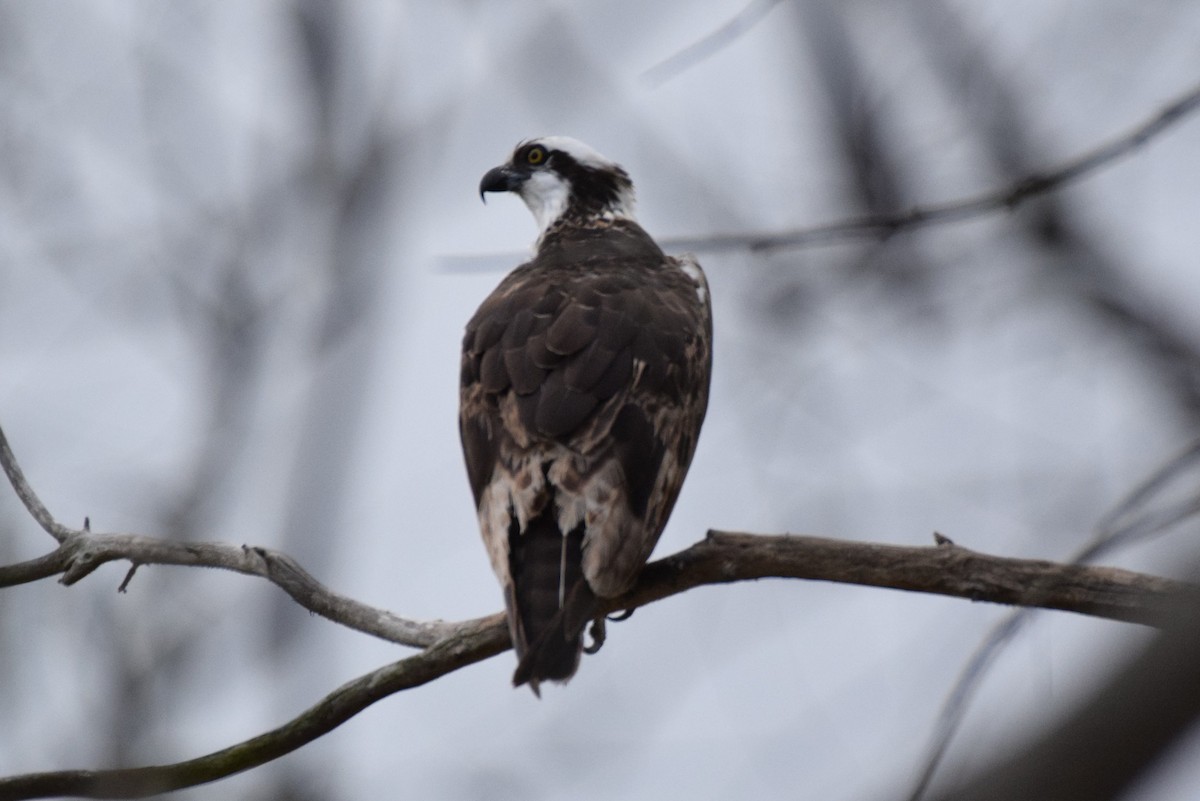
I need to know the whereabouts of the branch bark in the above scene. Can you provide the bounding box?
[0,533,455,647]
[1,529,1194,799]
[623,531,1191,626]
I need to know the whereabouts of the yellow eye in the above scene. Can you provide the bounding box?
[526,146,546,165]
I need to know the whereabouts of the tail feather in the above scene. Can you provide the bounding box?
[513,580,598,691]
[508,505,595,691]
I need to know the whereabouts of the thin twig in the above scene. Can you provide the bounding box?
[1089,439,1200,557]
[0,425,78,543]
[640,0,788,87]
[905,610,1032,801]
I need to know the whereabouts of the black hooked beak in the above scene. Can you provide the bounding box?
[479,164,525,203]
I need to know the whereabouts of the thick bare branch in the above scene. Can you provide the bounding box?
[0,531,453,648]
[620,531,1190,626]
[3,525,1187,639]
[0,549,72,587]
[1,417,1189,637]
[2,531,1193,799]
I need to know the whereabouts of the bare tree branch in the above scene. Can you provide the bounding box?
[1,531,1194,800]
[3,524,1185,646]
[0,424,454,647]
[0,531,454,648]
[0,548,72,587]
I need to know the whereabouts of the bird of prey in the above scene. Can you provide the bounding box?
[460,137,712,693]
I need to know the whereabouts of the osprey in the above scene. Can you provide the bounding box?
[460,137,712,693]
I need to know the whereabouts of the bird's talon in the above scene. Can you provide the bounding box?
[583,617,607,654]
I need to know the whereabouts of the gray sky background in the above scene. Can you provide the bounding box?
[2,2,1200,799]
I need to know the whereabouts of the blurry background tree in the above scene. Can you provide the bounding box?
[1,1,1200,799]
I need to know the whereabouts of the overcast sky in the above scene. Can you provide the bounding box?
[2,2,1200,799]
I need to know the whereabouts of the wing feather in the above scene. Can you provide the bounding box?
[545,302,598,355]
[503,343,546,395]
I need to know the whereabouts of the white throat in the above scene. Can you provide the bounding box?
[517,171,574,235]
[516,172,637,240]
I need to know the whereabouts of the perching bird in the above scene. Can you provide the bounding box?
[460,137,712,693]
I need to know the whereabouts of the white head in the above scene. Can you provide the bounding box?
[479,137,637,239]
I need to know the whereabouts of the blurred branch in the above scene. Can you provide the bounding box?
[0,614,511,801]
[641,0,787,87]
[4,421,1198,797]
[666,80,1200,253]
[792,0,930,294]
[929,594,1200,801]
[441,80,1200,271]
[907,439,1200,801]
[908,0,1200,427]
